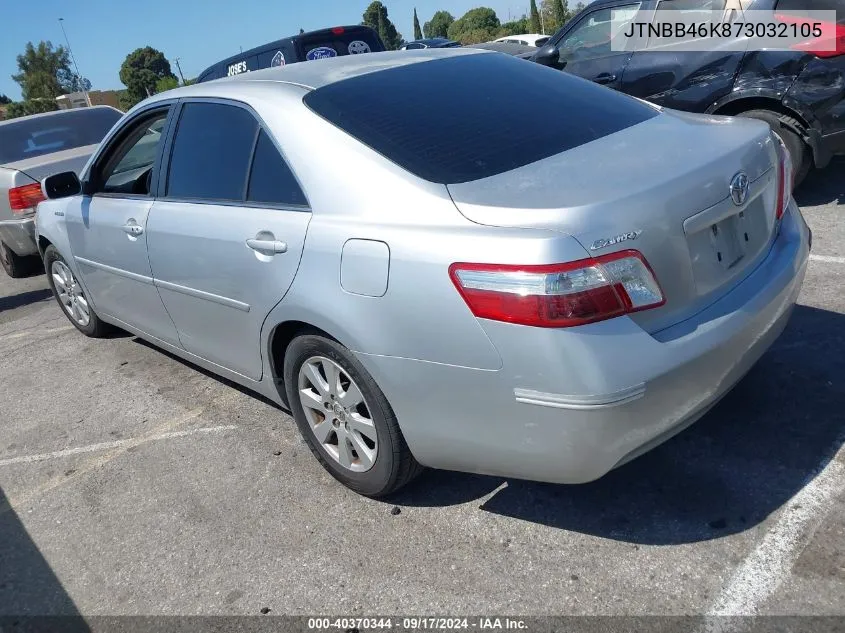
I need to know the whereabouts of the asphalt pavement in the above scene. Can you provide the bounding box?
[0,161,843,620]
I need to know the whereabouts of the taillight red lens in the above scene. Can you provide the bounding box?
[331,27,345,35]
[8,183,46,214]
[772,133,794,221]
[776,13,845,58]
[449,250,665,328]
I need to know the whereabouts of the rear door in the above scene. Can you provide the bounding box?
[620,0,749,109]
[146,99,311,380]
[549,1,644,89]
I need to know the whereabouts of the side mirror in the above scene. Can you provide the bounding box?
[42,171,82,200]
[533,44,561,67]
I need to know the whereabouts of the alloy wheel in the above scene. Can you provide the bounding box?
[51,260,90,327]
[297,356,378,473]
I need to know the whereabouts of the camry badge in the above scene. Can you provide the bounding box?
[730,172,750,206]
[590,230,643,251]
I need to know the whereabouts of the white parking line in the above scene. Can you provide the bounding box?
[707,436,845,618]
[0,425,239,467]
[809,254,845,264]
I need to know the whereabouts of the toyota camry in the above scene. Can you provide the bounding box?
[35,48,810,497]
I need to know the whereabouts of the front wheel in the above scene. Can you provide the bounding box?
[283,334,423,497]
[43,245,110,337]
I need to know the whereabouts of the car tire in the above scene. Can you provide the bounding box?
[43,245,110,337]
[0,241,38,278]
[284,333,423,497]
[737,109,811,187]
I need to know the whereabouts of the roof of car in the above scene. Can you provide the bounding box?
[149,48,488,102]
[0,105,120,128]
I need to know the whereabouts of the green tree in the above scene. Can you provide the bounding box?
[447,7,501,43]
[362,1,403,50]
[11,41,78,101]
[5,99,58,119]
[540,0,570,33]
[119,47,177,109]
[499,16,530,36]
[413,8,423,40]
[573,1,587,14]
[529,0,542,33]
[0,94,11,104]
[155,76,179,94]
[423,10,454,38]
[553,0,570,26]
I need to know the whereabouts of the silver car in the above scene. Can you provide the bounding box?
[35,49,810,497]
[0,106,122,277]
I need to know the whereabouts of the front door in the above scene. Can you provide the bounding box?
[146,100,311,380]
[66,107,181,345]
[549,2,644,89]
[620,0,747,109]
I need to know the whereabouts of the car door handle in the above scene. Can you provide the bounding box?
[593,73,617,85]
[246,238,287,254]
[122,221,144,236]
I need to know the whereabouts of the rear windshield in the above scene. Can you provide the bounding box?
[0,108,121,165]
[298,30,385,60]
[303,53,659,184]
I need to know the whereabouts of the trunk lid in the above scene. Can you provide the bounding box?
[2,143,98,183]
[446,110,779,333]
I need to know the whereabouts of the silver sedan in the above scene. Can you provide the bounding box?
[35,49,810,497]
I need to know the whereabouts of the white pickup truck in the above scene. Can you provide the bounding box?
[0,106,121,277]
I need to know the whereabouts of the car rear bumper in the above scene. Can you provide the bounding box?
[0,216,38,256]
[356,200,809,484]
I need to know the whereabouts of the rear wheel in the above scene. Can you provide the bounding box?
[0,241,38,278]
[43,245,110,337]
[284,334,423,497]
[737,109,811,186]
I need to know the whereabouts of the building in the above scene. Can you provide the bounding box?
[56,90,121,111]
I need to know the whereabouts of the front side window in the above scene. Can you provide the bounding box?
[166,102,257,201]
[558,3,642,61]
[97,110,169,196]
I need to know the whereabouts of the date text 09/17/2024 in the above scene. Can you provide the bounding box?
[306,617,529,630]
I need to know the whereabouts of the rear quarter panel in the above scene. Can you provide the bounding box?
[233,83,590,372]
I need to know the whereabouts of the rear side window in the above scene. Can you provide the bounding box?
[167,102,257,201]
[303,53,658,184]
[0,108,121,165]
[247,130,308,206]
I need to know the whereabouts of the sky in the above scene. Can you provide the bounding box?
[0,0,547,100]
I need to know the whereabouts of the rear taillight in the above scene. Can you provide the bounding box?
[331,26,345,35]
[776,13,845,58]
[772,133,794,221]
[8,183,46,215]
[449,250,665,328]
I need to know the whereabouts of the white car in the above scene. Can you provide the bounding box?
[493,33,550,47]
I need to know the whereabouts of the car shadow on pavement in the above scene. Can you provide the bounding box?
[132,338,288,412]
[795,158,845,207]
[395,304,845,545]
[0,487,89,629]
[0,289,52,313]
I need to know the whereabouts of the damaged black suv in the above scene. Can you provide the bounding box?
[531,0,845,183]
